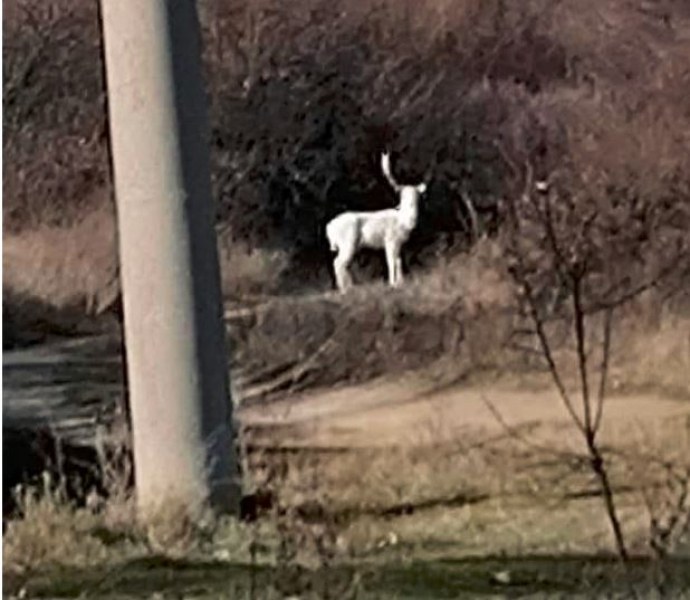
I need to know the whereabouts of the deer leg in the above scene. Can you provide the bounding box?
[385,243,398,287]
[395,256,404,286]
[334,246,354,292]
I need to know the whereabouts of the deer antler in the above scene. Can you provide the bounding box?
[381,152,402,192]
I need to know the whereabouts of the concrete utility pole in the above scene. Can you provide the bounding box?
[100,0,239,516]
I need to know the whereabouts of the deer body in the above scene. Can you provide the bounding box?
[326,153,426,292]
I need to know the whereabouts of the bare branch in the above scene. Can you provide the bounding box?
[460,190,481,241]
[514,257,587,434]
[571,276,593,436]
[593,308,613,434]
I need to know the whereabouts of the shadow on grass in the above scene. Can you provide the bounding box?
[372,555,690,598]
[5,557,269,599]
[6,555,690,599]
[2,288,118,351]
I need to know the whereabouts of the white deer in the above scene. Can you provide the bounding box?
[326,152,427,292]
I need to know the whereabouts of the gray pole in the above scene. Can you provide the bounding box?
[100,0,239,516]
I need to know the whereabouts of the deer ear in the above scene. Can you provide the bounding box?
[417,183,427,195]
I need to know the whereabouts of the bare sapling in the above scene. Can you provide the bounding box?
[498,140,689,562]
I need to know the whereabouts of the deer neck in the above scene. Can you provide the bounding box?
[397,188,419,230]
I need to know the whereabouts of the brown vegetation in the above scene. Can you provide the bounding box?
[4,0,689,304]
[3,0,690,593]
[4,373,689,595]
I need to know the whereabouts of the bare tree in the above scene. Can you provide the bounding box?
[497,117,689,560]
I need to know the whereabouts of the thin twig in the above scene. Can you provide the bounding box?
[572,276,593,436]
[519,271,587,434]
[593,307,613,434]
[460,190,481,242]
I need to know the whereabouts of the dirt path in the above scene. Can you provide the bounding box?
[239,373,690,449]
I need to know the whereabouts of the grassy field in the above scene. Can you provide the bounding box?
[5,362,690,598]
[4,230,690,598]
[4,234,690,598]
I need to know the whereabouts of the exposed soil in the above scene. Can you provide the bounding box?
[240,372,690,449]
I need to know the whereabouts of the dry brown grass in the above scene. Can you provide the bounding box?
[4,374,689,584]
[243,391,690,559]
[1,494,275,580]
[1,207,291,345]
[2,205,292,314]
[217,232,291,299]
[611,298,690,398]
[229,233,690,405]
[2,203,119,316]
[511,307,690,405]
[3,475,124,575]
[2,472,275,577]
[231,238,520,400]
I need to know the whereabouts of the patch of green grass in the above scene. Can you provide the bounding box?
[5,558,269,599]
[368,556,690,598]
[7,556,690,599]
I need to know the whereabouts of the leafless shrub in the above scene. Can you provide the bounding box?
[6,0,689,299]
[494,72,689,561]
[618,426,690,559]
[644,464,690,559]
[3,0,109,231]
